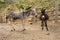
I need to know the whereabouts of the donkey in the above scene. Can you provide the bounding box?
[39,8,49,31]
[6,5,37,22]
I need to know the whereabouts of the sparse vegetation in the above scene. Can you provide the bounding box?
[0,0,60,14]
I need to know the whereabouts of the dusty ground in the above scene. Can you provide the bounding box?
[0,20,60,40]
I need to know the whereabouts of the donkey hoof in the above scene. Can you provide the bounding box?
[30,23,33,25]
[11,30,13,32]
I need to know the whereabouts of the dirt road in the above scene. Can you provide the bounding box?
[0,21,60,40]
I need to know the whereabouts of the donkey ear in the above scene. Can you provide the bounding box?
[44,9,46,10]
[8,8,10,10]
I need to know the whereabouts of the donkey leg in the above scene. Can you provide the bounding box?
[45,21,48,31]
[41,21,44,30]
